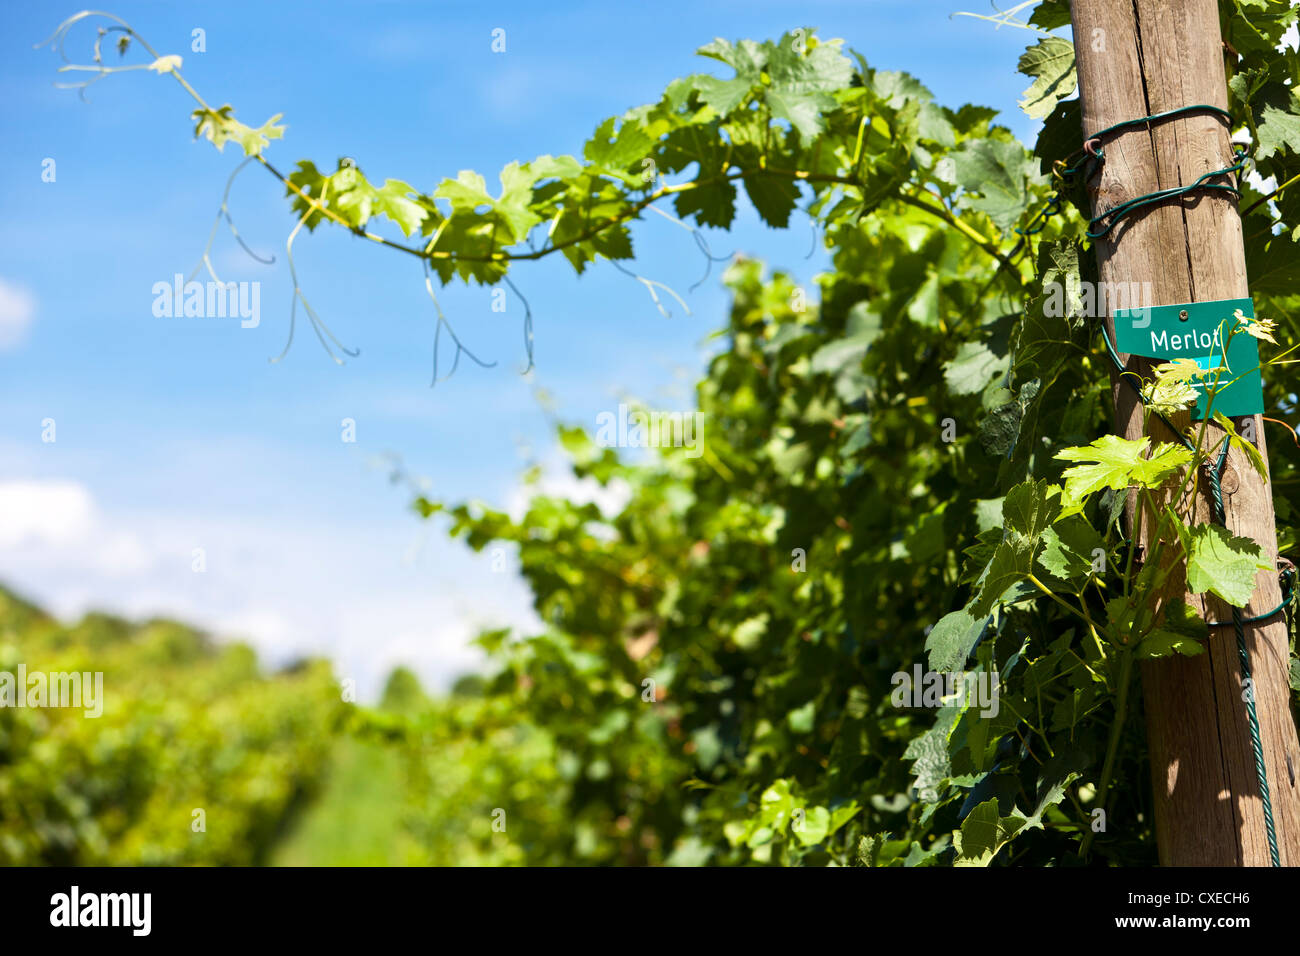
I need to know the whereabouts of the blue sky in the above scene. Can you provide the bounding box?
[0,0,1040,698]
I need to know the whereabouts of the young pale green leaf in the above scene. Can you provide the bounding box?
[493,161,545,241]
[285,159,327,229]
[856,834,883,867]
[1054,435,1192,501]
[191,105,285,156]
[436,170,495,213]
[1211,411,1269,481]
[329,165,385,229]
[373,179,426,237]
[1141,372,1199,416]
[147,54,183,74]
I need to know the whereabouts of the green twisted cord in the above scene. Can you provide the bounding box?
[1018,104,1245,240]
[1206,442,1282,867]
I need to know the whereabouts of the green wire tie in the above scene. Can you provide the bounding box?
[1018,105,1248,240]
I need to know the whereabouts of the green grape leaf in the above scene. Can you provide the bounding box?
[330,165,377,228]
[494,161,545,242]
[1139,629,1206,659]
[978,396,1022,456]
[585,116,655,176]
[1254,92,1300,161]
[524,154,583,182]
[1028,0,1073,30]
[925,607,992,672]
[676,180,738,229]
[1017,37,1077,120]
[436,170,495,213]
[691,74,752,115]
[285,159,328,229]
[743,174,801,228]
[944,341,1008,396]
[696,37,765,78]
[1037,514,1104,583]
[766,34,854,94]
[952,799,1026,866]
[764,88,829,143]
[951,138,1039,232]
[1003,479,1062,540]
[792,806,831,846]
[1211,411,1268,480]
[971,535,1038,617]
[1184,524,1271,607]
[1021,768,1079,831]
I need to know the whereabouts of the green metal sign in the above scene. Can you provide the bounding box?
[1112,297,1264,419]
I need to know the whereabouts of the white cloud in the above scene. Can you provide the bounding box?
[0,479,152,578]
[0,480,95,548]
[0,279,35,349]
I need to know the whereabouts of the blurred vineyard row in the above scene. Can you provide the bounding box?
[0,584,530,866]
[0,585,342,865]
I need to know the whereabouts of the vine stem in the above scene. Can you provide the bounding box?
[1026,574,1107,663]
[1079,648,1133,863]
[81,16,1029,283]
[1243,169,1300,216]
[895,193,1024,285]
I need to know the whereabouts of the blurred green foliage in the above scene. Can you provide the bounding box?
[0,587,342,865]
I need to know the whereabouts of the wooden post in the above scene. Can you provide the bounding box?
[1070,0,1300,866]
